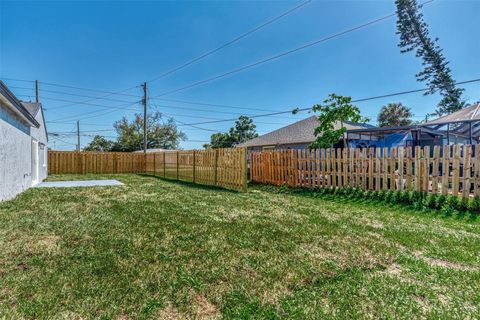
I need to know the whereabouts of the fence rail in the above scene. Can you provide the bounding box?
[250,145,480,199]
[48,148,247,191]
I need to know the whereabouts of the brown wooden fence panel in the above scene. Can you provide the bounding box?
[250,145,480,199]
[49,148,247,191]
[49,151,145,174]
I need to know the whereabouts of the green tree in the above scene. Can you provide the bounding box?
[310,94,369,148]
[204,116,258,149]
[203,133,234,149]
[111,112,186,152]
[396,0,464,115]
[377,103,413,127]
[228,115,258,144]
[83,135,114,152]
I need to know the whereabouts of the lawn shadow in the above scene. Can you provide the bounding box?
[136,173,240,194]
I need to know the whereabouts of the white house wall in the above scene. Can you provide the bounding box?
[0,104,32,201]
[30,107,48,182]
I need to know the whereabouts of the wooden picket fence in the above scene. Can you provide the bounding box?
[48,151,146,174]
[48,148,247,191]
[145,148,247,191]
[250,145,480,199]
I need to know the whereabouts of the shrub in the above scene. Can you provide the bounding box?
[263,184,480,216]
[468,197,480,212]
[435,195,447,209]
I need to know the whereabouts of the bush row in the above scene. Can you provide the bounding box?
[257,183,480,216]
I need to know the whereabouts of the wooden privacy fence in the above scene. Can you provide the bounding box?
[145,148,247,191]
[250,145,480,199]
[49,151,145,174]
[48,148,247,191]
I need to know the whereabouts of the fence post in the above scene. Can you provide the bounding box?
[176,151,179,180]
[193,150,196,183]
[431,146,439,194]
[242,147,248,191]
[452,144,460,196]
[214,149,219,186]
[442,145,450,195]
[463,145,471,199]
[153,152,157,176]
[163,152,166,177]
[144,153,147,174]
[82,153,86,174]
[475,146,480,197]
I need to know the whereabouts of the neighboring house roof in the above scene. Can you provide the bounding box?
[238,116,375,148]
[133,148,169,153]
[425,103,480,125]
[0,81,40,127]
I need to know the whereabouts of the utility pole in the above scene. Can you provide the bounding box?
[77,120,80,152]
[142,82,148,153]
[35,80,39,103]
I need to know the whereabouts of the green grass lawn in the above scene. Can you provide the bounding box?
[0,174,479,319]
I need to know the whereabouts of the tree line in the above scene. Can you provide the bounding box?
[83,112,186,152]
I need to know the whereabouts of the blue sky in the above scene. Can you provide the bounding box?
[1,0,479,150]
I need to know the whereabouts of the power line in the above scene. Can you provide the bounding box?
[170,118,222,133]
[153,2,436,98]
[10,86,138,105]
[2,77,142,98]
[49,76,479,130]
[177,77,480,127]
[49,129,116,134]
[16,95,140,111]
[3,1,311,107]
[146,0,312,83]
[151,97,285,113]
[48,134,78,146]
[0,78,35,83]
[39,81,139,96]
[2,0,428,103]
[12,84,296,117]
[49,101,140,122]
[46,121,113,127]
[52,85,139,110]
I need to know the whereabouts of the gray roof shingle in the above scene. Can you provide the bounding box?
[238,116,374,147]
[426,103,480,125]
[21,102,42,117]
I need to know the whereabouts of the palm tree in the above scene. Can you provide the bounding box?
[377,103,413,127]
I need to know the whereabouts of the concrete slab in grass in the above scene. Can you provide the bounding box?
[35,180,123,188]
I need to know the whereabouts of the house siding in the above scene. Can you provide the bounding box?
[30,107,48,182]
[0,104,32,201]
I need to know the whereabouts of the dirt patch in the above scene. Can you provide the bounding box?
[414,295,432,312]
[157,303,186,320]
[37,235,60,253]
[414,251,477,271]
[385,263,402,276]
[355,217,384,229]
[437,294,450,306]
[57,311,87,319]
[261,285,292,305]
[15,263,29,271]
[193,294,220,319]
